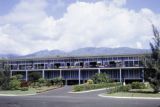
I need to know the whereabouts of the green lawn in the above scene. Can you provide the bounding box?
[35,86,59,93]
[106,92,160,97]
[106,88,160,97]
[106,89,160,97]
[0,86,60,95]
[0,88,36,95]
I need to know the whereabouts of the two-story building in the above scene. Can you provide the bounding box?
[0,54,146,85]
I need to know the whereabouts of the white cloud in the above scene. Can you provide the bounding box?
[112,0,126,7]
[0,0,160,55]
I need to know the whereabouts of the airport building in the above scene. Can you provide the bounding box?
[0,54,145,85]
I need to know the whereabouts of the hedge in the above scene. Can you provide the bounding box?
[131,82,146,89]
[21,87,29,91]
[73,82,121,92]
[107,85,132,94]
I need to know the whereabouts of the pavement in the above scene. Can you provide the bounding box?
[0,86,160,107]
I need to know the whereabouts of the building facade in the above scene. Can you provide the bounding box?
[0,54,145,85]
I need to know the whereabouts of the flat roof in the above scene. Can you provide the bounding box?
[0,53,149,61]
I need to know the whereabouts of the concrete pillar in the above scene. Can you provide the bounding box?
[26,70,28,81]
[42,70,45,79]
[10,70,12,77]
[123,79,126,86]
[83,79,85,84]
[119,68,122,83]
[78,68,81,85]
[65,79,67,86]
[18,64,19,70]
[43,63,45,69]
[98,68,101,74]
[142,69,145,83]
[60,69,62,78]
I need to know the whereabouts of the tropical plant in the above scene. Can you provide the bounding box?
[0,64,11,90]
[86,79,94,84]
[131,82,146,89]
[29,72,41,82]
[107,84,132,94]
[9,75,21,90]
[38,78,47,87]
[15,74,23,80]
[51,77,63,86]
[144,25,160,93]
[91,73,111,84]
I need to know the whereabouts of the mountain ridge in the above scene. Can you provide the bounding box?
[0,47,150,58]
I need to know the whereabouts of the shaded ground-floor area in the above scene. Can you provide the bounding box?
[11,68,144,85]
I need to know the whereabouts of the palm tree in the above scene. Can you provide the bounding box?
[145,25,160,93]
[0,64,11,90]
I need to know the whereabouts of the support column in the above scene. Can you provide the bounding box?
[42,70,45,79]
[10,70,12,77]
[98,68,101,74]
[142,69,145,83]
[65,79,67,86]
[119,68,122,83]
[78,68,81,85]
[26,70,28,81]
[18,64,19,70]
[60,69,62,78]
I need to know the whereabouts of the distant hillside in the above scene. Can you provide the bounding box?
[69,47,150,56]
[0,47,150,58]
[25,50,66,57]
[0,54,20,59]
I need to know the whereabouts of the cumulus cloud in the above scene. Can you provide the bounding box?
[0,0,160,55]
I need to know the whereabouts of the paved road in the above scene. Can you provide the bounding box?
[0,86,160,107]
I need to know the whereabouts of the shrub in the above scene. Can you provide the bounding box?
[9,79,21,90]
[131,82,146,89]
[8,75,22,90]
[51,77,63,86]
[29,72,41,82]
[119,84,132,92]
[38,78,46,84]
[21,87,29,91]
[30,82,39,88]
[73,82,121,92]
[107,84,131,94]
[46,80,52,87]
[20,81,29,87]
[38,78,47,87]
[91,73,111,84]
[86,79,94,84]
[15,74,23,79]
[73,85,85,91]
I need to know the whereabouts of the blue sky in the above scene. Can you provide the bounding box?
[0,0,160,18]
[0,0,160,55]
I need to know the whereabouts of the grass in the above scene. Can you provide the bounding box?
[106,92,160,97]
[73,82,122,92]
[0,88,36,95]
[35,86,60,93]
[0,86,61,95]
[106,88,160,97]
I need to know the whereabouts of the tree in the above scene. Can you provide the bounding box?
[0,65,11,90]
[9,75,21,90]
[91,73,110,84]
[145,25,160,93]
[29,72,41,82]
